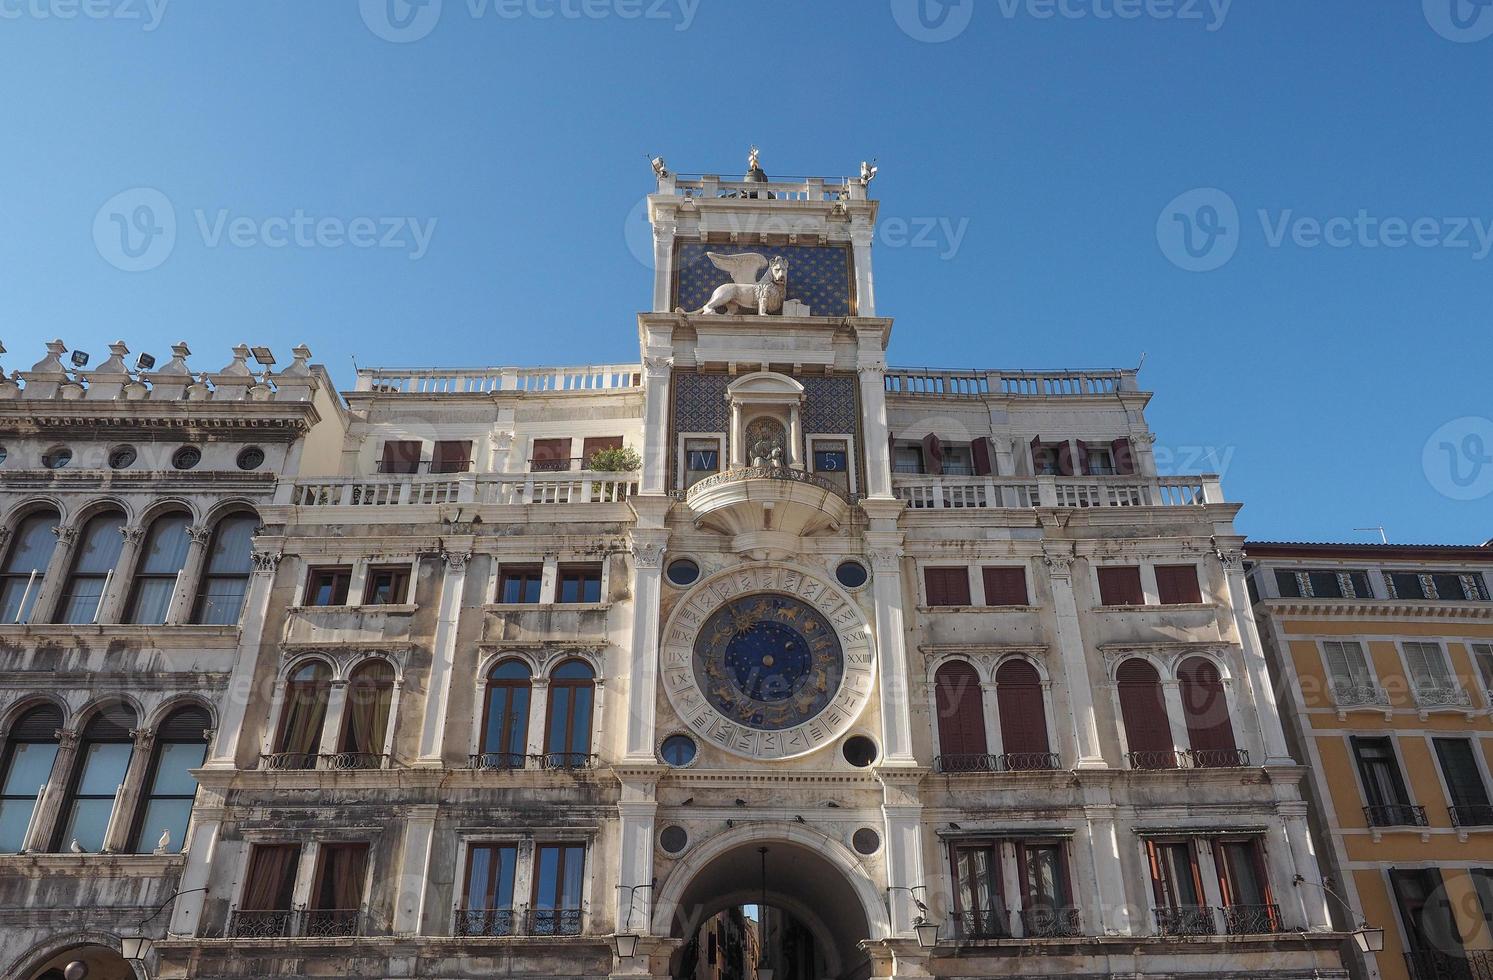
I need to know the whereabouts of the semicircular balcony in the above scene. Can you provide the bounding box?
[684,464,850,558]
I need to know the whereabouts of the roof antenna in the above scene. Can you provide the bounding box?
[1354,526,1389,544]
[1136,352,1148,373]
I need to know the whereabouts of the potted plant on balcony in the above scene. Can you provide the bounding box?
[587,446,641,472]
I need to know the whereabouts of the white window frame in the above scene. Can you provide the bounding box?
[808,433,858,496]
[676,432,725,491]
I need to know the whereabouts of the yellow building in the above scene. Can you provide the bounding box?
[1249,541,1493,980]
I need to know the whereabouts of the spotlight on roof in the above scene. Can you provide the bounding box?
[70,350,90,368]
[250,346,276,367]
[135,353,157,371]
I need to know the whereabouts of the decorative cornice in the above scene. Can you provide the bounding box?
[1258,598,1492,620]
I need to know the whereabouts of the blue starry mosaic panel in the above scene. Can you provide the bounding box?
[674,243,855,317]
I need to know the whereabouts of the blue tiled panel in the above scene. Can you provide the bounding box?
[673,243,854,317]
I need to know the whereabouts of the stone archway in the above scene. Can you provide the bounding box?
[654,824,888,980]
[10,938,142,980]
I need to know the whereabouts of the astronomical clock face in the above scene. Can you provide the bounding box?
[662,564,875,760]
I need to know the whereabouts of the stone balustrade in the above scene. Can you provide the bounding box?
[0,339,319,402]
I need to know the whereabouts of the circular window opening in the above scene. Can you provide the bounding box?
[41,446,72,470]
[660,825,689,854]
[853,827,882,855]
[108,446,137,470]
[172,446,202,470]
[666,558,700,587]
[660,734,698,767]
[842,735,878,768]
[237,446,266,471]
[836,560,869,589]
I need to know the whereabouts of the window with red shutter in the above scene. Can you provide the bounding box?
[430,440,473,474]
[531,438,573,472]
[1111,437,1135,475]
[1097,566,1145,606]
[925,567,971,606]
[1178,657,1238,760]
[1156,565,1202,605]
[922,433,944,476]
[935,661,987,766]
[1117,659,1175,767]
[971,438,993,476]
[982,567,1029,606]
[996,660,1050,766]
[380,440,422,474]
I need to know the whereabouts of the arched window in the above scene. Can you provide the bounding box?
[544,660,594,769]
[126,513,191,625]
[193,513,256,625]
[1117,659,1175,770]
[339,660,395,768]
[56,703,136,853]
[55,511,127,624]
[934,661,988,772]
[480,660,531,769]
[130,706,209,853]
[0,703,63,852]
[1178,657,1240,766]
[996,660,1053,770]
[0,511,60,624]
[272,661,331,770]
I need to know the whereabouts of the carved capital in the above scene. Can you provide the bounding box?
[187,525,211,546]
[1042,550,1076,577]
[120,525,146,545]
[644,355,673,380]
[51,524,77,545]
[1215,549,1246,574]
[54,728,79,748]
[251,551,284,575]
[441,550,473,571]
[630,535,668,569]
[130,726,156,747]
[201,727,217,745]
[868,549,903,571]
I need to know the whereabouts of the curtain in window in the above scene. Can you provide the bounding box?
[315,844,369,910]
[341,661,395,756]
[0,513,60,624]
[276,663,331,761]
[127,514,191,624]
[55,512,126,624]
[241,843,301,910]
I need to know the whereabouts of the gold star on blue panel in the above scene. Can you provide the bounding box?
[674,243,853,316]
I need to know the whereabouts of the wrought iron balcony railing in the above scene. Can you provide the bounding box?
[934,752,1062,774]
[1124,748,1250,771]
[1414,684,1474,709]
[1405,950,1493,980]
[1154,906,1216,937]
[1220,903,1282,935]
[228,908,363,939]
[453,906,584,938]
[950,908,1010,940]
[466,753,596,772]
[260,752,389,772]
[1450,804,1493,828]
[1331,681,1392,708]
[1364,803,1429,828]
[1020,906,1083,938]
[454,906,518,937]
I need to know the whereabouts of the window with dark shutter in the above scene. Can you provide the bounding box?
[925,567,971,606]
[531,438,573,472]
[1352,737,1411,808]
[1432,574,1469,601]
[1434,738,1491,812]
[1118,659,1174,765]
[996,660,1050,762]
[1391,868,1464,957]
[1274,570,1302,598]
[1305,571,1343,598]
[1111,438,1135,475]
[1177,657,1237,758]
[921,434,944,476]
[380,440,422,474]
[1388,572,1428,600]
[982,567,1029,606]
[430,440,473,474]
[1097,566,1145,606]
[971,438,992,476]
[934,661,987,764]
[1155,565,1202,605]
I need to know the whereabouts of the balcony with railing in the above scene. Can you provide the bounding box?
[950,908,1010,940]
[1124,748,1251,771]
[1364,803,1429,828]
[228,908,363,939]
[454,906,583,938]
[683,465,850,551]
[884,367,1138,398]
[1154,906,1216,937]
[1406,950,1493,980]
[893,474,1222,511]
[1020,906,1083,939]
[1331,681,1393,710]
[1414,683,1474,712]
[1450,804,1493,828]
[276,470,639,509]
[353,364,641,394]
[467,753,597,772]
[1220,904,1282,935]
[259,752,389,772]
[934,752,1062,774]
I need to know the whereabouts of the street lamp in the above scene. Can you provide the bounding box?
[1293,875,1384,954]
[120,936,155,962]
[613,879,655,963]
[913,917,940,949]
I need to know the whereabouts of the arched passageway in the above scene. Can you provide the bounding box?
[20,943,139,980]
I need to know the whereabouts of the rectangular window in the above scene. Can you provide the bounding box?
[57,740,134,853]
[1388,572,1429,600]
[498,566,543,604]
[1018,841,1071,913]
[240,843,302,911]
[1321,641,1375,699]
[1032,443,1062,475]
[1274,570,1302,598]
[557,564,602,604]
[685,438,721,484]
[0,741,59,853]
[1391,868,1463,957]
[1403,641,1455,696]
[1097,566,1145,606]
[131,739,206,853]
[892,443,924,474]
[430,440,473,474]
[924,567,972,607]
[950,843,1005,938]
[1305,571,1344,599]
[310,842,369,929]
[580,436,623,469]
[532,844,586,936]
[941,444,974,476]
[1472,870,1493,937]
[362,565,410,605]
[462,843,519,935]
[530,438,573,473]
[1213,838,1277,933]
[1155,565,1203,605]
[1083,444,1115,475]
[379,440,422,475]
[1433,574,1470,601]
[982,567,1029,606]
[1434,738,1491,823]
[1353,736,1411,809]
[1474,644,1493,695]
[1147,840,1209,936]
[304,567,352,607]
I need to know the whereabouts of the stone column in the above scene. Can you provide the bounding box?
[103,726,157,853]
[1278,803,1333,929]
[318,681,350,757]
[1160,680,1190,756]
[28,523,78,624]
[616,774,660,939]
[857,360,893,499]
[622,527,668,763]
[788,403,804,469]
[878,772,927,935]
[170,802,224,936]
[1218,548,1294,766]
[1080,803,1132,935]
[650,217,676,314]
[851,218,876,317]
[165,525,211,624]
[96,524,146,624]
[24,728,79,852]
[392,804,438,935]
[729,402,744,467]
[979,681,1003,758]
[866,520,915,765]
[640,352,673,495]
[525,679,551,759]
[418,547,471,767]
[1041,551,1106,768]
[205,550,282,769]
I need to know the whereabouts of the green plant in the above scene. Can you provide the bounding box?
[587,446,641,472]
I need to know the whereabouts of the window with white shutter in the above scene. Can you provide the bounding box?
[1403,642,1456,699]
[1322,641,1376,703]
[1472,644,1493,697]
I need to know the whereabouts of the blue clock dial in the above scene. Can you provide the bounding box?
[693,593,845,731]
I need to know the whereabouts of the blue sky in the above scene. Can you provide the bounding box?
[1,0,1490,544]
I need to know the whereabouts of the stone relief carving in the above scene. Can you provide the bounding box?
[692,253,788,316]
